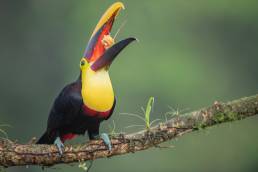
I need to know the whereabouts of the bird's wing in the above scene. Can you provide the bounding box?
[47,82,83,131]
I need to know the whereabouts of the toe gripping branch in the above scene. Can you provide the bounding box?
[54,133,112,155]
[54,137,65,155]
[100,133,112,151]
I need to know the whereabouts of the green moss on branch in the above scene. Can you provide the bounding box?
[0,94,257,167]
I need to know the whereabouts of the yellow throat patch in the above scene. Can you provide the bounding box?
[80,60,114,112]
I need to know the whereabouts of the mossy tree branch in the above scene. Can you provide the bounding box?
[0,94,258,168]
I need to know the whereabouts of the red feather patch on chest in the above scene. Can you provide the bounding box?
[82,105,112,119]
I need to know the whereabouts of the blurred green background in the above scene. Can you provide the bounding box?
[0,0,258,172]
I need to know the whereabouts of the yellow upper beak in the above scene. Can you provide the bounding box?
[83,2,125,62]
[90,2,124,39]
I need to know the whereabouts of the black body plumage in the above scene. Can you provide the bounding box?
[37,79,115,144]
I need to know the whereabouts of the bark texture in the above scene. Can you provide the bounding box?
[0,94,257,167]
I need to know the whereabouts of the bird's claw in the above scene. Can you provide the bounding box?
[54,137,65,155]
[100,133,112,151]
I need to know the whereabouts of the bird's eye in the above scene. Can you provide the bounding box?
[80,60,85,66]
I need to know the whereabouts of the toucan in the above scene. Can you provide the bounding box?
[36,2,136,154]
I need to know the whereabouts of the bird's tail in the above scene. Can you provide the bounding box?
[36,131,55,144]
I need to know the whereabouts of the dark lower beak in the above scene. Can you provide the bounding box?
[91,37,136,71]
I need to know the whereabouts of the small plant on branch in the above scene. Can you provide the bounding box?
[121,97,161,130]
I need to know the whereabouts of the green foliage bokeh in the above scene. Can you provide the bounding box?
[0,0,257,172]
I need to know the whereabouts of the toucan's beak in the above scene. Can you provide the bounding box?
[83,2,136,71]
[83,2,125,62]
[91,37,136,71]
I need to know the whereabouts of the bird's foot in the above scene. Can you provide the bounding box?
[100,133,112,151]
[54,137,65,155]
